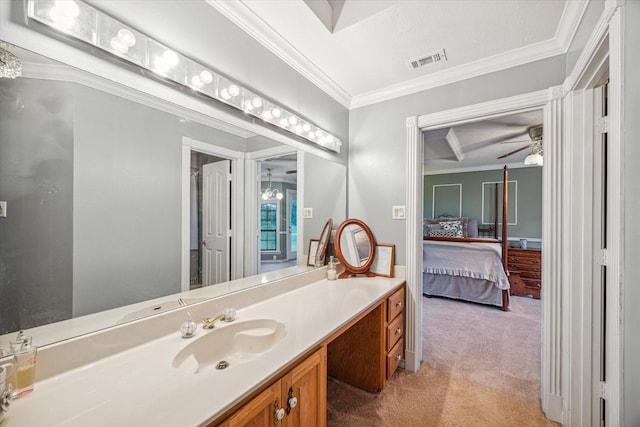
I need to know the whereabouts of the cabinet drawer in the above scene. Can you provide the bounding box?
[387,287,405,322]
[386,338,404,380]
[507,256,541,266]
[386,312,404,351]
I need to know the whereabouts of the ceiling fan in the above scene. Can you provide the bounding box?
[496,124,543,161]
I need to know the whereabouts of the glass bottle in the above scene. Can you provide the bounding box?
[327,256,337,280]
[10,331,37,399]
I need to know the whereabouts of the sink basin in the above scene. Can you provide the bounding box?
[172,319,287,374]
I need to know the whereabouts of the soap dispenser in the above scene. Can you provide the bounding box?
[327,256,337,280]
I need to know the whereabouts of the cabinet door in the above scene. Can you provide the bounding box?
[282,347,327,427]
[224,380,283,427]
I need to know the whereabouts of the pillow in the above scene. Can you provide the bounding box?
[425,217,468,238]
[467,218,478,238]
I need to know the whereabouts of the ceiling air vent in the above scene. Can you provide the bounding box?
[407,48,447,70]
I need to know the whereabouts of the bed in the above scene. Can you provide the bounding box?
[422,167,511,311]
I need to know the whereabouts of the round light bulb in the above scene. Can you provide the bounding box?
[191,75,203,88]
[110,37,128,54]
[199,71,213,84]
[220,88,231,100]
[271,108,281,118]
[280,118,289,127]
[244,100,254,111]
[288,116,298,125]
[302,123,311,132]
[228,84,240,97]
[308,132,315,140]
[252,97,263,108]
[262,111,272,120]
[315,130,323,138]
[276,192,283,200]
[56,0,80,18]
[326,135,334,144]
[295,125,303,133]
[261,192,269,201]
[162,51,179,67]
[117,29,136,47]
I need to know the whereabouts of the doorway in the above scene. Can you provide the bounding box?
[189,151,230,289]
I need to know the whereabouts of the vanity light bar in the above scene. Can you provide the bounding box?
[26,0,342,153]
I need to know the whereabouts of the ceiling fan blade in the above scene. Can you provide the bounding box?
[285,170,297,174]
[499,138,532,144]
[496,145,531,159]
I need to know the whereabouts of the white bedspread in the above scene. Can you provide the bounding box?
[422,240,509,290]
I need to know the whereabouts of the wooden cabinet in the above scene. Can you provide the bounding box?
[217,347,326,427]
[507,248,542,299]
[327,284,405,392]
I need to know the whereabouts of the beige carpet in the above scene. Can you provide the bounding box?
[326,295,560,427]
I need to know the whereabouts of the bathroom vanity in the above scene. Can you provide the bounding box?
[4,268,405,427]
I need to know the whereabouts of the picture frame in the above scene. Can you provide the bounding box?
[307,239,321,266]
[370,244,395,277]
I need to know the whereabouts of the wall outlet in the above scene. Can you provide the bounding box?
[0,201,6,218]
[392,205,405,220]
[303,208,313,219]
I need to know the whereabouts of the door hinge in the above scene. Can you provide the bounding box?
[594,249,608,266]
[600,381,608,399]
[596,116,608,134]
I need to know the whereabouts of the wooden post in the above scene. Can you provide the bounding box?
[494,183,499,239]
[502,166,509,273]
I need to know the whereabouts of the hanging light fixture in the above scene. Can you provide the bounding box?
[523,124,543,166]
[0,43,23,79]
[261,168,283,201]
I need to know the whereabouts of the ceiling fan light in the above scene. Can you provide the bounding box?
[524,151,543,166]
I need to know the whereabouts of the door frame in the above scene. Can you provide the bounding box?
[405,87,558,415]
[245,146,300,276]
[286,189,298,260]
[181,136,245,291]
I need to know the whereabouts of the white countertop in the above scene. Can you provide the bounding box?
[4,272,405,427]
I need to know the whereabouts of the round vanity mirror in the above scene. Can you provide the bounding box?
[314,218,333,266]
[335,219,376,278]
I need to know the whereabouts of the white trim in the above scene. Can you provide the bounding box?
[180,137,245,292]
[203,0,587,110]
[424,162,535,175]
[20,62,254,139]
[407,88,559,420]
[205,0,351,109]
[431,184,462,218]
[445,128,464,162]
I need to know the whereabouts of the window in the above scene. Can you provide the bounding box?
[260,201,279,251]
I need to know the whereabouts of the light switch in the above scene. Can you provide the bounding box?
[392,205,405,220]
[0,201,6,218]
[303,208,313,219]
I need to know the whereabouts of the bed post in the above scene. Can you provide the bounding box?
[494,183,499,240]
[501,166,509,311]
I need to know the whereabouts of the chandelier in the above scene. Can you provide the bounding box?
[0,44,23,79]
[261,169,283,201]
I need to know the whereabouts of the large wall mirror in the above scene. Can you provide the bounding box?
[0,43,347,347]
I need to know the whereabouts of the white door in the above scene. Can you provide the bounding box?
[202,160,230,286]
[286,190,297,260]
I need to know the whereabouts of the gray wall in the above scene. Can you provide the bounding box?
[623,1,640,424]
[349,55,566,265]
[424,167,543,242]
[0,78,74,333]
[302,150,347,257]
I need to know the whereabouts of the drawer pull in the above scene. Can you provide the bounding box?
[395,354,402,361]
[395,327,402,335]
[395,301,402,308]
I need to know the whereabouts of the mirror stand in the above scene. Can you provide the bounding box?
[334,219,377,279]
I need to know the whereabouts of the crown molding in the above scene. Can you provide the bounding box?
[206,0,352,109]
[21,62,256,139]
[351,38,565,109]
[423,162,535,176]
